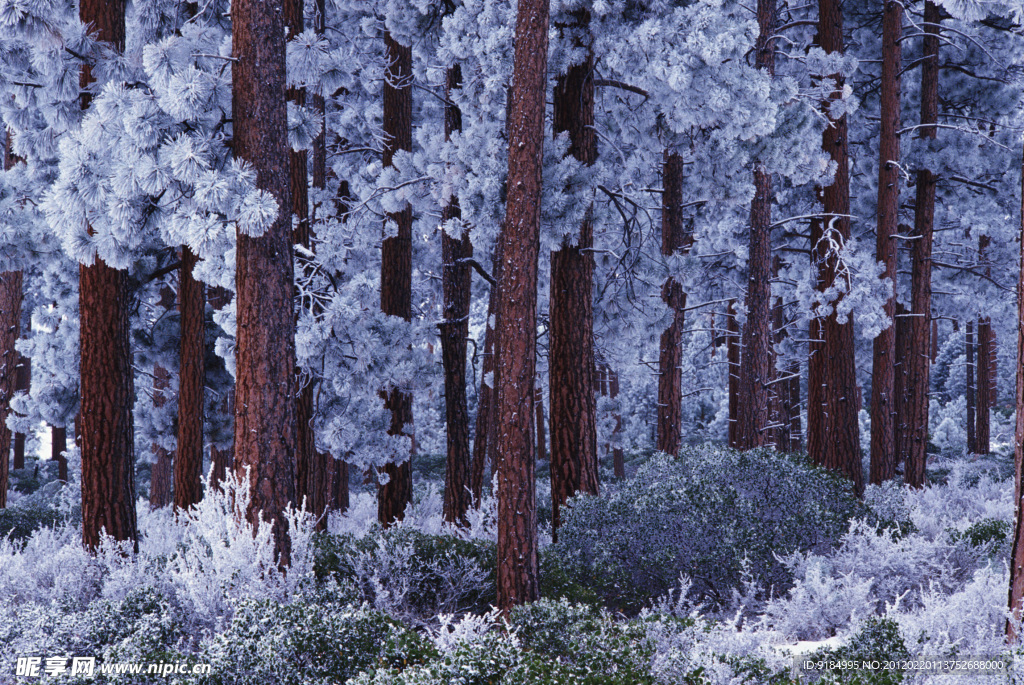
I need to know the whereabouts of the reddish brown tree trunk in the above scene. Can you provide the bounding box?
[807,0,861,491]
[726,299,740,448]
[967,320,977,453]
[1009,147,1024,639]
[0,270,21,508]
[931,319,939,362]
[441,61,474,526]
[496,0,549,609]
[990,329,998,405]
[737,0,777,450]
[12,354,28,470]
[232,0,297,564]
[904,0,939,488]
[175,247,205,509]
[658,150,689,455]
[549,9,598,537]
[894,302,911,469]
[378,33,414,526]
[79,0,137,552]
[977,316,991,454]
[869,0,902,484]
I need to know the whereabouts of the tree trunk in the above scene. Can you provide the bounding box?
[150,355,173,509]
[737,0,777,450]
[904,0,939,488]
[496,0,549,610]
[208,286,234,493]
[53,425,68,483]
[232,0,297,565]
[549,8,598,537]
[658,150,689,456]
[441,61,474,526]
[807,0,861,491]
[471,278,496,504]
[727,299,740,448]
[894,302,911,472]
[990,329,998,405]
[869,0,902,484]
[79,0,138,552]
[377,32,415,526]
[0,270,21,508]
[773,296,791,452]
[175,247,205,510]
[967,320,977,453]
[535,386,547,463]
[608,369,624,478]
[1006,148,1024,641]
[977,316,991,454]
[12,354,28,470]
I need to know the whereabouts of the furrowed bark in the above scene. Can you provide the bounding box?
[496,0,550,609]
[175,247,205,510]
[0,269,21,509]
[232,0,297,565]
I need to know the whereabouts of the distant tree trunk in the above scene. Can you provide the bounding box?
[175,248,205,510]
[52,425,68,483]
[549,8,598,537]
[788,361,802,452]
[12,354,28,470]
[658,150,689,456]
[151,340,173,510]
[0,269,21,508]
[330,457,349,513]
[904,0,939,489]
[977,316,992,454]
[807,0,861,491]
[869,0,902,484]
[496,0,549,610]
[727,299,740,448]
[736,0,777,450]
[990,329,998,405]
[207,287,234,492]
[471,278,497,504]
[773,296,791,452]
[894,302,911,472]
[608,369,625,478]
[967,320,977,453]
[1006,148,1024,641]
[535,386,547,463]
[232,0,297,564]
[441,61,474,526]
[79,0,138,552]
[931,319,939,362]
[378,32,414,526]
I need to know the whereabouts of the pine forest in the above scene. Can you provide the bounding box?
[6,0,1024,681]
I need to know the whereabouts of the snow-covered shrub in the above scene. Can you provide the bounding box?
[195,599,430,685]
[313,527,495,625]
[547,446,863,611]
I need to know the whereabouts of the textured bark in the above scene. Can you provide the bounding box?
[12,354,28,470]
[232,0,297,565]
[378,33,414,526]
[967,320,977,453]
[549,8,598,537]
[726,299,740,448]
[496,0,549,609]
[977,316,992,454]
[79,0,137,552]
[807,0,861,491]
[175,247,205,510]
[1009,148,1024,640]
[657,151,688,456]
[904,0,939,489]
[737,0,777,450]
[869,0,902,484]
[441,61,474,526]
[0,270,21,508]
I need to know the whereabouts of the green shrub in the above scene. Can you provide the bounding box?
[0,502,63,542]
[949,518,1010,548]
[546,446,864,612]
[807,618,909,685]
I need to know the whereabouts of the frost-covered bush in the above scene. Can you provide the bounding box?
[195,599,429,685]
[313,527,495,625]
[547,446,863,611]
